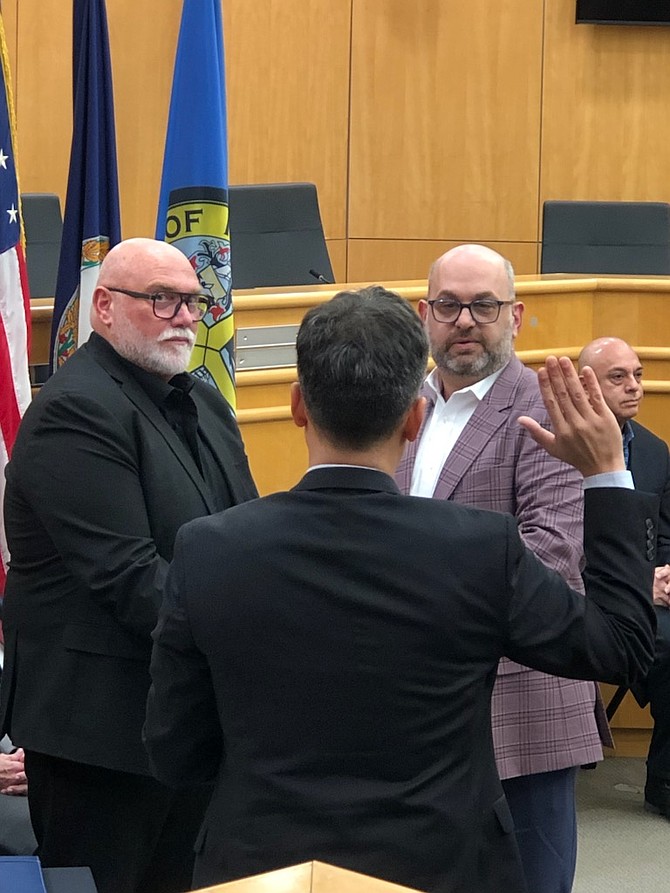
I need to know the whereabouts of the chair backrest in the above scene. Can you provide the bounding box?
[541,200,670,275]
[228,182,334,289]
[21,192,63,297]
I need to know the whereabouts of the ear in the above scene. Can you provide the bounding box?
[290,381,308,429]
[511,301,524,338]
[402,397,426,443]
[418,299,429,323]
[93,285,113,327]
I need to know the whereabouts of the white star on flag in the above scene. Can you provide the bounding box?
[0,149,8,168]
[7,203,17,223]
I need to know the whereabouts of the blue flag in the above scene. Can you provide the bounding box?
[156,0,235,409]
[51,0,121,370]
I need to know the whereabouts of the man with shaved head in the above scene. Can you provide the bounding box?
[579,337,670,818]
[396,244,608,893]
[0,238,257,893]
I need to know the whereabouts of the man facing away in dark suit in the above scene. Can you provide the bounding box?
[395,244,607,893]
[579,337,670,818]
[145,285,656,893]
[0,238,258,893]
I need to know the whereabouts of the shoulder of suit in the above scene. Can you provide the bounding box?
[630,419,669,452]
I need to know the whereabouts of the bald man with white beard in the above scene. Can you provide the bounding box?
[0,239,257,893]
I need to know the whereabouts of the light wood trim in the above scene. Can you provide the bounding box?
[237,407,293,425]
[197,861,420,893]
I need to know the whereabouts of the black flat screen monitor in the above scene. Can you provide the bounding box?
[576,1,670,24]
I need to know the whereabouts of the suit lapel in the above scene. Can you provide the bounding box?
[88,337,217,512]
[196,399,255,505]
[424,357,524,501]
[628,422,660,493]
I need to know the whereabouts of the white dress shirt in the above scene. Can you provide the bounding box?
[410,367,503,497]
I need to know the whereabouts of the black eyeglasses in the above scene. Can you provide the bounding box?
[107,288,212,321]
[427,298,514,325]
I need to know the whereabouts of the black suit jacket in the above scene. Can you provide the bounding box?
[145,466,657,893]
[0,334,257,774]
[628,419,670,565]
[627,419,670,708]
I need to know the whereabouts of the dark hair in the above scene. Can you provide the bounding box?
[296,285,428,450]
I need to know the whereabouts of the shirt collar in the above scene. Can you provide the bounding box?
[424,364,506,407]
[622,420,635,448]
[118,355,195,408]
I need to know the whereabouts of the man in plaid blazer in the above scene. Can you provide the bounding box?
[396,244,607,893]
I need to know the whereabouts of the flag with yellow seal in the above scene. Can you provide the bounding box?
[155,0,234,409]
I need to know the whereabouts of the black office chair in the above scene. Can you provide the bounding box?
[228,182,334,289]
[21,192,63,297]
[541,200,670,275]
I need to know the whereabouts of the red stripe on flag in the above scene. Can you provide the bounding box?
[16,241,31,357]
[0,308,22,455]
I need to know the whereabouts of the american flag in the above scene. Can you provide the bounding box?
[0,16,31,596]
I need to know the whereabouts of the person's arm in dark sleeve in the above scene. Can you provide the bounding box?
[144,528,223,787]
[504,487,656,685]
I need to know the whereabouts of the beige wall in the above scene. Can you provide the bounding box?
[5,0,670,283]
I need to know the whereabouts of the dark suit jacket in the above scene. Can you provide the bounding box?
[0,333,257,774]
[628,419,670,565]
[145,466,656,893]
[627,419,670,708]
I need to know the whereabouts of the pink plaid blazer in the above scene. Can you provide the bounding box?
[395,355,611,778]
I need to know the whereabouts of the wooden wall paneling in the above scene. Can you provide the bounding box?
[637,391,670,448]
[326,239,347,283]
[2,0,18,102]
[14,0,71,199]
[541,0,670,203]
[348,0,543,248]
[223,0,351,242]
[11,0,182,239]
[599,684,652,734]
[237,417,307,496]
[107,0,182,239]
[514,283,595,353]
[347,239,539,283]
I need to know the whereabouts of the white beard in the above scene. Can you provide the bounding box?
[112,314,195,379]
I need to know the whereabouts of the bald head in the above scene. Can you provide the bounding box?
[91,238,203,379]
[428,244,515,302]
[95,238,198,296]
[579,337,643,426]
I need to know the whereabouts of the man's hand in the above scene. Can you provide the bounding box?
[518,356,625,477]
[653,564,670,607]
[0,748,27,796]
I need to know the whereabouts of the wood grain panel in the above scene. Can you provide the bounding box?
[237,417,307,496]
[349,0,543,242]
[11,0,181,239]
[542,1,670,202]
[223,0,351,240]
[600,684,652,733]
[347,240,539,283]
[326,239,347,283]
[3,0,18,93]
[13,0,71,198]
[107,0,182,238]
